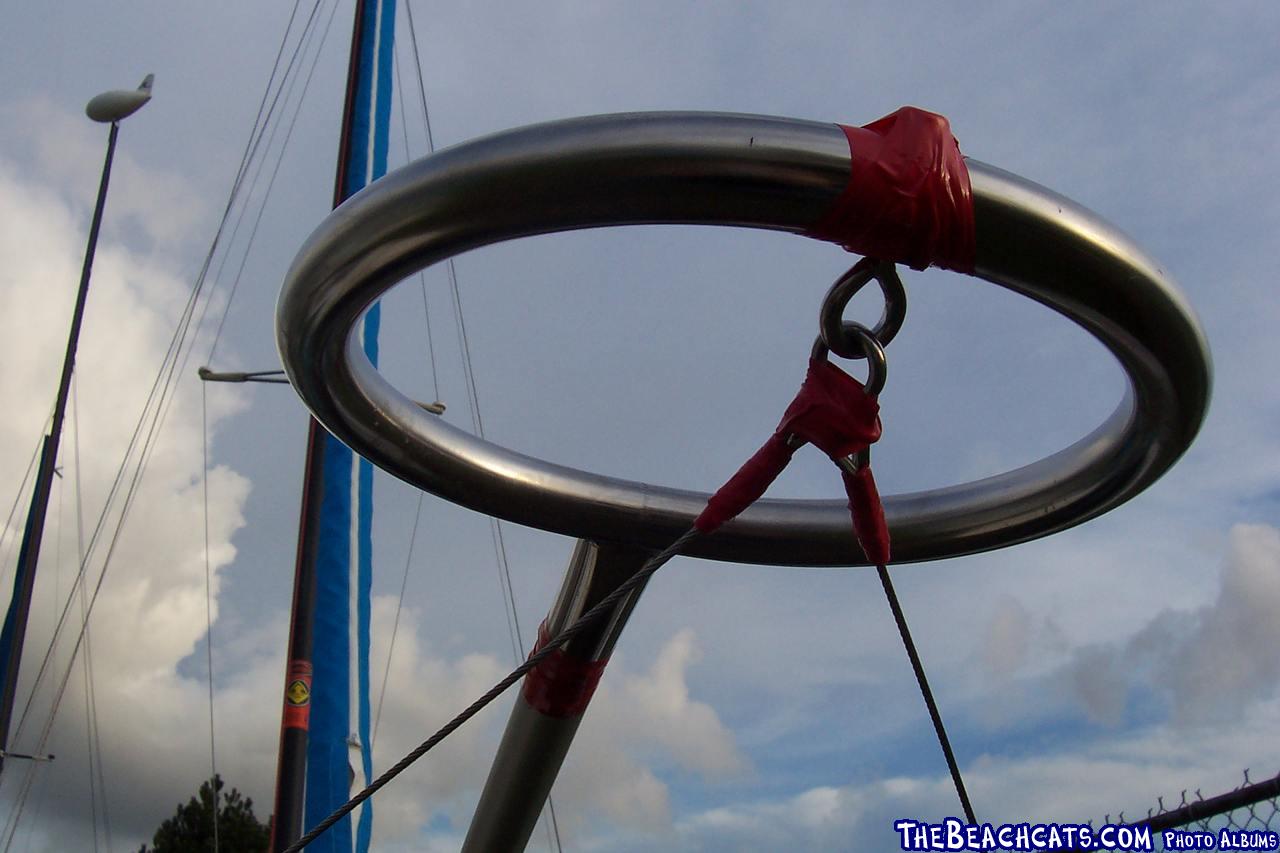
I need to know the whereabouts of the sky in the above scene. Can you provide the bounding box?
[0,2,1279,851]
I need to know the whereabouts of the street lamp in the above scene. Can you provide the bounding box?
[0,75,154,776]
[86,74,154,123]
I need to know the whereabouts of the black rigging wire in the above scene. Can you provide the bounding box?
[283,526,702,853]
[371,491,421,749]
[367,38,446,754]
[410,51,527,671]
[369,38,443,750]
[73,379,110,853]
[0,426,48,586]
[391,36,441,406]
[205,0,340,366]
[6,1,327,750]
[875,562,976,824]
[196,0,324,364]
[201,384,220,853]
[399,4,564,848]
[0,6,329,837]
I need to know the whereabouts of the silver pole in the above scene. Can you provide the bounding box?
[462,540,651,852]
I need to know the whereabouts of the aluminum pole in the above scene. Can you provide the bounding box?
[462,540,652,851]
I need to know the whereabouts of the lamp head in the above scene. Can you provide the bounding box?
[85,74,154,124]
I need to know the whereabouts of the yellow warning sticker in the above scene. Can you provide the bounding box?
[286,679,310,706]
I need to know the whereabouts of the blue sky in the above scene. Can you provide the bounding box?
[0,2,1278,851]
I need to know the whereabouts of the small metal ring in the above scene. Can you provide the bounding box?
[818,259,907,360]
[810,323,886,396]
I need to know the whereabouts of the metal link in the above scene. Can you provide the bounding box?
[818,258,907,360]
[810,323,886,396]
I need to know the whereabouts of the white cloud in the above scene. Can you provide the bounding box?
[552,629,749,840]
[1064,524,1280,725]
[0,115,253,850]
[4,97,207,250]
[670,700,1279,852]
[980,595,1033,679]
[362,607,745,849]
[0,121,747,849]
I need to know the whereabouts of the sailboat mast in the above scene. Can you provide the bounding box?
[268,2,376,848]
[0,100,144,776]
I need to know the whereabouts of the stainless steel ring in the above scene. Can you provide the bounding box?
[276,112,1211,566]
[811,325,886,396]
[819,259,906,360]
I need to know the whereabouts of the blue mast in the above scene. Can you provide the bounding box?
[269,3,395,851]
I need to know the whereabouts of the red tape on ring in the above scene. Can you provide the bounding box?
[806,106,975,273]
[522,622,609,718]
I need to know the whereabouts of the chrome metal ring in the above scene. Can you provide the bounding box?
[819,259,906,360]
[811,324,886,396]
[277,112,1211,566]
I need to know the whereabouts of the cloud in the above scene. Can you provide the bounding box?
[980,595,1033,679]
[552,629,749,840]
[1064,524,1280,725]
[3,97,208,250]
[363,623,747,849]
[667,698,1280,853]
[0,109,747,850]
[0,116,254,849]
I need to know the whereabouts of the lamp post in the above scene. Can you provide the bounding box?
[0,75,153,776]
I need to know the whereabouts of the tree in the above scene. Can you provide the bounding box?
[137,774,270,853]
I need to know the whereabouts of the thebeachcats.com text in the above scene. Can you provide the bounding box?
[894,818,1280,851]
[894,817,1151,851]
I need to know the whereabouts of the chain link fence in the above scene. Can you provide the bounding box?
[1078,769,1279,851]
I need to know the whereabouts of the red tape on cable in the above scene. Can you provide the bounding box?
[806,106,975,274]
[695,359,889,566]
[523,622,609,718]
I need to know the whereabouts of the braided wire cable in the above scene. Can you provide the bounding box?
[282,526,701,853]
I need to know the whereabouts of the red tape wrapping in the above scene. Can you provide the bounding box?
[695,359,883,537]
[806,106,975,273]
[843,466,891,565]
[694,433,796,533]
[522,622,609,718]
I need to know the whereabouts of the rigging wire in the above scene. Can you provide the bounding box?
[369,45,443,753]
[284,526,703,853]
[5,1,326,749]
[402,0,523,690]
[195,0,324,363]
[371,491,420,749]
[19,4,335,741]
[43,465,97,849]
[11,756,50,853]
[201,384,220,853]
[0,5,331,836]
[11,0,328,724]
[73,379,110,852]
[391,36,441,405]
[205,0,341,366]
[400,4,564,848]
[875,562,976,824]
[0,426,49,587]
[28,3,343,842]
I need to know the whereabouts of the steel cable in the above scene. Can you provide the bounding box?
[875,562,975,823]
[282,526,701,853]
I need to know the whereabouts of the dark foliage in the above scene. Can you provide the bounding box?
[137,774,270,853]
